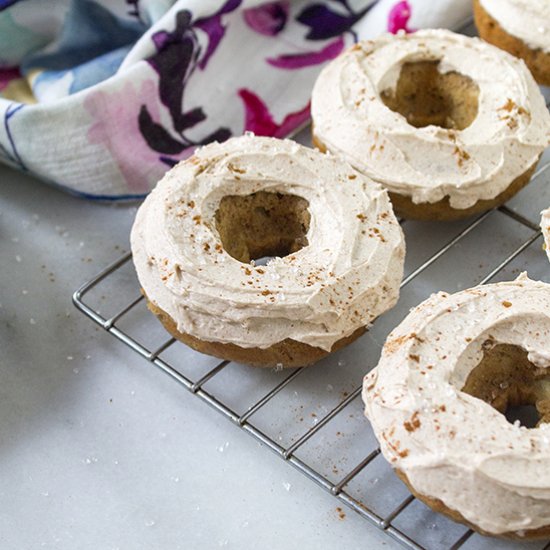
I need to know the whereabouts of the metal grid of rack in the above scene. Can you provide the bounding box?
[73,20,550,550]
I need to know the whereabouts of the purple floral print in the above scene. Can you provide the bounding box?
[387,1,414,33]
[86,80,178,191]
[139,8,238,166]
[267,36,344,69]
[297,0,378,40]
[0,67,20,91]
[195,0,242,69]
[0,0,469,199]
[243,1,290,36]
[238,88,310,137]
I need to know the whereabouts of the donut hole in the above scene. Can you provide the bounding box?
[504,404,540,430]
[215,191,311,264]
[461,343,550,429]
[380,61,480,130]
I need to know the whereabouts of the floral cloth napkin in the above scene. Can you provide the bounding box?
[0,0,471,199]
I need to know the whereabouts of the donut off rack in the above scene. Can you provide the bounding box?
[73,28,550,550]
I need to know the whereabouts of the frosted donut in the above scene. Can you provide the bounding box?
[362,275,550,538]
[311,30,550,221]
[131,135,405,368]
[474,0,550,86]
[543,208,550,263]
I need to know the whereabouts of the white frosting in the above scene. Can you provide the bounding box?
[363,275,550,535]
[311,29,550,209]
[542,208,550,263]
[480,0,550,54]
[131,135,405,351]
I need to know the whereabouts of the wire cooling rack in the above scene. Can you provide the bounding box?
[73,155,550,550]
[73,23,550,550]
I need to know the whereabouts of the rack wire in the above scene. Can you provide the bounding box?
[73,21,550,550]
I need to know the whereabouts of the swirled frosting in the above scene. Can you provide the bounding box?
[131,135,405,351]
[363,275,550,535]
[543,208,550,263]
[311,30,550,209]
[480,0,550,53]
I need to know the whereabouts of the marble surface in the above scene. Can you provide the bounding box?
[0,165,400,550]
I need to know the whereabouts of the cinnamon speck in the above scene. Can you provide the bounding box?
[228,163,246,174]
[453,146,470,167]
[404,412,421,432]
[500,98,515,112]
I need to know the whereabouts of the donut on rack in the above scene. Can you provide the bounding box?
[363,275,550,538]
[311,30,550,221]
[543,208,550,263]
[474,0,550,86]
[131,135,405,368]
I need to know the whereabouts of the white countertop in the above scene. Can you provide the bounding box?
[0,164,400,550]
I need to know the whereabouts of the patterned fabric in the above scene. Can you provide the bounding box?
[0,0,471,199]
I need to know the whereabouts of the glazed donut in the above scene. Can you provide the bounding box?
[543,208,550,263]
[311,30,550,221]
[474,0,550,86]
[363,275,550,538]
[131,135,405,368]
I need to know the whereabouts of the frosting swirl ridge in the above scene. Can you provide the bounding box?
[131,135,405,351]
